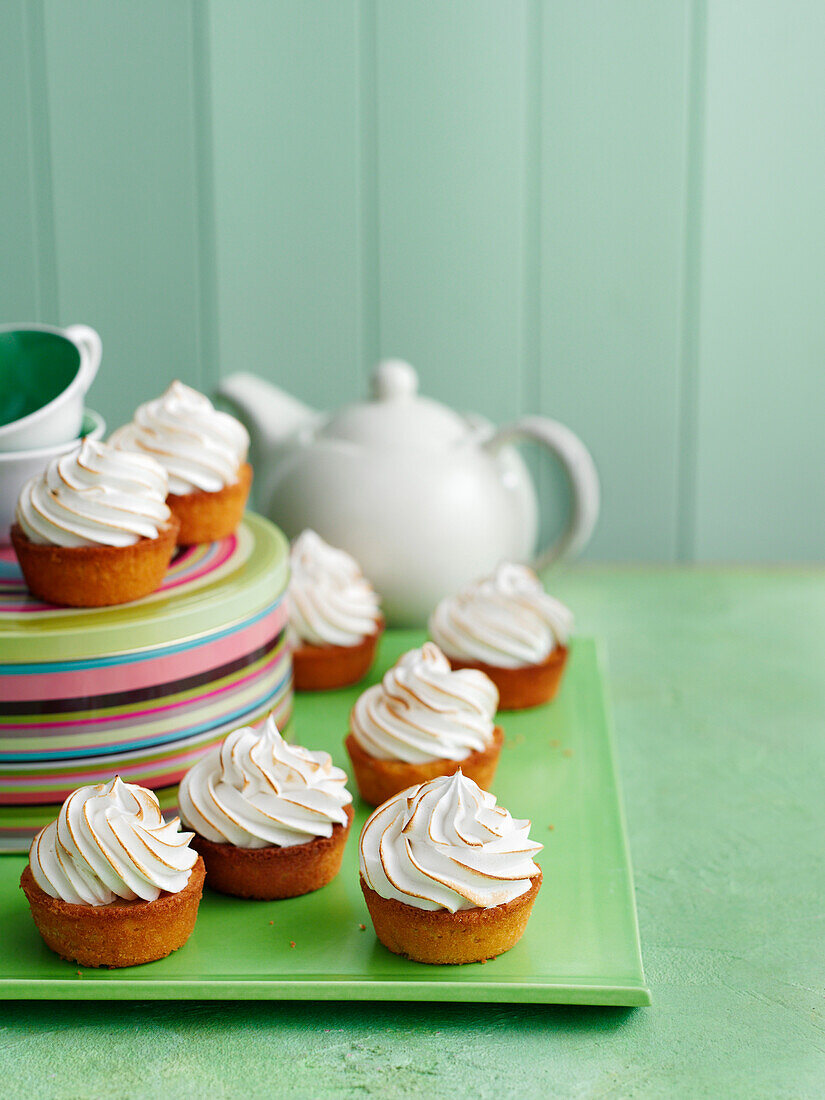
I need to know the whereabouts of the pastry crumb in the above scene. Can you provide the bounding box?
[289,940,296,948]
[76,971,83,978]
[359,923,366,931]
[548,824,555,831]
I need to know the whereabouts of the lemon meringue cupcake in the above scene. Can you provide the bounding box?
[288,530,384,691]
[20,777,204,968]
[178,713,353,899]
[110,380,251,544]
[359,770,542,964]
[11,438,179,607]
[346,642,503,807]
[429,561,574,709]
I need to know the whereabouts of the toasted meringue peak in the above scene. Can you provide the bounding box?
[28,776,197,905]
[429,561,573,669]
[359,770,541,912]
[288,530,381,648]
[349,642,498,764]
[109,380,249,495]
[16,438,172,548]
[178,712,353,849]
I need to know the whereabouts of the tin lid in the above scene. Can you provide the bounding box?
[0,513,289,662]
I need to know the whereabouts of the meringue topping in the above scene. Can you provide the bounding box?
[110,380,249,494]
[288,530,382,647]
[359,770,542,912]
[16,438,172,548]
[178,713,353,849]
[349,642,498,764]
[429,561,573,669]
[29,777,198,905]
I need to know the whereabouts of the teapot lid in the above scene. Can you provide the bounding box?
[320,360,470,449]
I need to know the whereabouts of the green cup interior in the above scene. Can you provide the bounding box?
[0,331,81,428]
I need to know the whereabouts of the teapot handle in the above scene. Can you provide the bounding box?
[487,416,600,570]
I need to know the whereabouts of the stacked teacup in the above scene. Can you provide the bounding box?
[0,323,103,542]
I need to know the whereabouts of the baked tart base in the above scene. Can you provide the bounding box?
[448,646,569,710]
[10,519,179,607]
[292,619,384,692]
[345,725,504,808]
[360,871,542,965]
[168,461,252,545]
[192,804,354,900]
[20,856,205,968]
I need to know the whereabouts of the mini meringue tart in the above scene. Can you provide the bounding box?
[288,530,384,691]
[359,770,542,964]
[429,561,574,710]
[345,642,503,807]
[178,713,354,899]
[109,380,252,545]
[20,777,204,968]
[11,438,180,607]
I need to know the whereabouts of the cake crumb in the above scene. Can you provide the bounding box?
[480,958,486,965]
[548,824,555,831]
[76,971,83,978]
[563,748,573,757]
[290,940,296,949]
[269,921,274,926]
[359,923,366,931]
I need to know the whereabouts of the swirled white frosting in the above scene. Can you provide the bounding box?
[350,642,498,764]
[359,770,541,912]
[110,380,249,494]
[429,562,574,669]
[16,438,172,548]
[29,777,197,906]
[288,530,382,647]
[178,713,352,849]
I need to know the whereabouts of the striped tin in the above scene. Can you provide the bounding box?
[0,513,292,851]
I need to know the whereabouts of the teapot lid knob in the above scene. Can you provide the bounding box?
[371,359,419,401]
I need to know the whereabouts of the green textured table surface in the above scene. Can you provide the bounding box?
[4,568,824,1098]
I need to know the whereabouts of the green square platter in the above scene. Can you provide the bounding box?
[0,632,650,1005]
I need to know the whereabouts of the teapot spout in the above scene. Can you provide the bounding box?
[215,372,319,463]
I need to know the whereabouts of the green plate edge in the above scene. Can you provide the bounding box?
[0,635,651,1006]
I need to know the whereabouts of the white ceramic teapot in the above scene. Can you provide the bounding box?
[218,360,599,625]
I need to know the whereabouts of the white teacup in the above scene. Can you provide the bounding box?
[0,409,106,543]
[0,323,102,452]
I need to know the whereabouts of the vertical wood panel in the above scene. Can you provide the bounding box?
[209,0,362,410]
[11,0,822,562]
[692,0,825,560]
[675,0,707,562]
[0,1,43,320]
[42,0,203,430]
[375,0,532,422]
[540,0,692,560]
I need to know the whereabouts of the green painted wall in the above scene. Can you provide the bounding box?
[2,0,822,561]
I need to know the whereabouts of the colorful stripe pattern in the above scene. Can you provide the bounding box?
[0,607,288,756]
[0,516,293,851]
[0,683,291,803]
